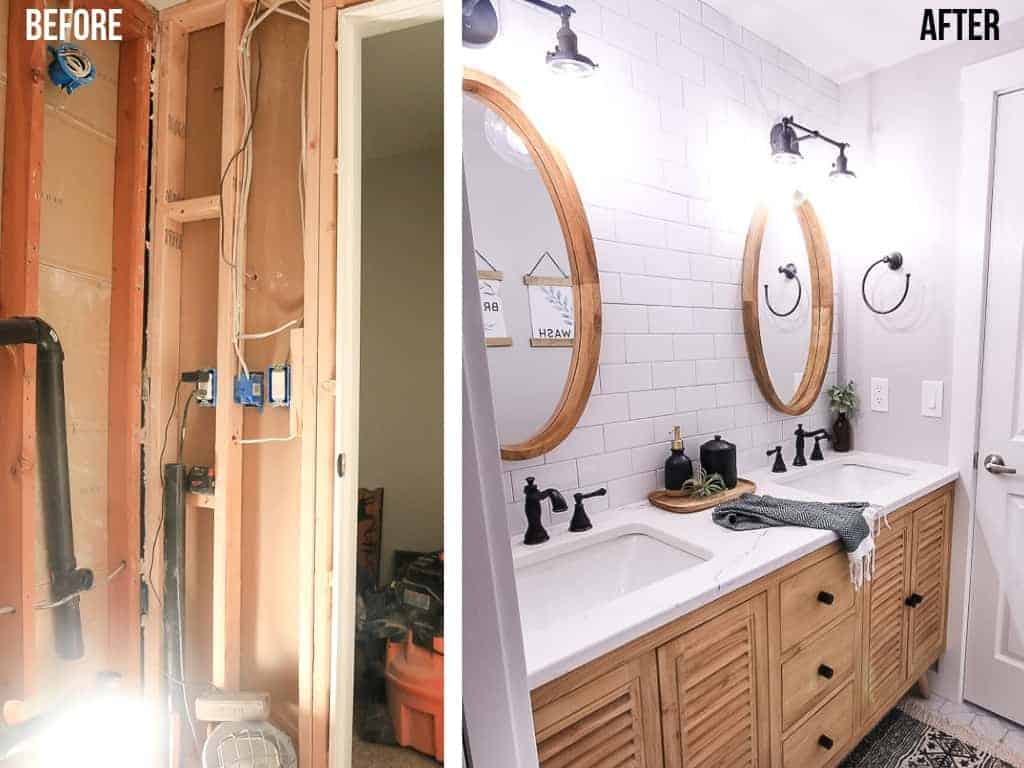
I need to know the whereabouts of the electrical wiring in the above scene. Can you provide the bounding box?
[224,0,311,382]
[239,316,302,340]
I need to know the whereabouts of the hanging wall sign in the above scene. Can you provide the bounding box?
[524,251,574,348]
[477,250,511,347]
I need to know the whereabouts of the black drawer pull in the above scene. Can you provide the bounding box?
[818,664,834,679]
[905,593,924,608]
[817,591,835,605]
[818,735,834,750]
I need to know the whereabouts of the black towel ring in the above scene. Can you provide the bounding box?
[862,252,911,315]
[763,263,802,318]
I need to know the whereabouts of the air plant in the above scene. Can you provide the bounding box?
[683,466,726,498]
[826,380,858,416]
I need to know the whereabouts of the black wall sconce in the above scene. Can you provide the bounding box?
[862,252,911,315]
[770,116,856,183]
[463,0,598,75]
[764,263,802,317]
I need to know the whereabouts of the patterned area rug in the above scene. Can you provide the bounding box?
[842,709,1018,767]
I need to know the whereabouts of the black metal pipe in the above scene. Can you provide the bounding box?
[0,317,92,659]
[162,463,186,715]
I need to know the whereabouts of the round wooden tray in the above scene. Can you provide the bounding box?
[648,478,756,514]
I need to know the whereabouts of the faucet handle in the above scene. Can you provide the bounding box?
[570,488,605,533]
[574,488,607,503]
[768,446,787,473]
[810,432,831,461]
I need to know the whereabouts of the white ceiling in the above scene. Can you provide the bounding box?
[710,0,1024,82]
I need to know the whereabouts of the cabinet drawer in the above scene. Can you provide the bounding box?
[780,551,855,650]
[782,683,855,768]
[781,614,857,730]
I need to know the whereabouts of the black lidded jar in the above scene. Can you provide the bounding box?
[700,434,737,489]
[664,426,693,491]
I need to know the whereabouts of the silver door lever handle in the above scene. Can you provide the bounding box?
[984,454,1017,475]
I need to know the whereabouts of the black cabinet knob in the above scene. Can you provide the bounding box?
[817,591,835,605]
[905,593,924,608]
[817,664,834,679]
[818,735,834,750]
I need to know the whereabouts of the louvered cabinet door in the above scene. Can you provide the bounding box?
[657,595,770,768]
[533,652,664,768]
[863,517,912,718]
[908,496,952,672]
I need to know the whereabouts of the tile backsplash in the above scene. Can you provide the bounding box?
[465,1,840,536]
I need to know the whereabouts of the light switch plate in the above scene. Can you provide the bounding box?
[871,377,889,412]
[921,380,943,418]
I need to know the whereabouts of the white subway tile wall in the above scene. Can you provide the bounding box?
[465,1,841,536]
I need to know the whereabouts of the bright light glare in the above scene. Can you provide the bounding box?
[35,694,158,768]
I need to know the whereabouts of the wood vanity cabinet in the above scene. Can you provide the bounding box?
[530,484,954,768]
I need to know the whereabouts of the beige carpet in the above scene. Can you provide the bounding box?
[352,737,439,767]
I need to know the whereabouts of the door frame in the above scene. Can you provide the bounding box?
[331,0,443,764]
[947,47,1024,702]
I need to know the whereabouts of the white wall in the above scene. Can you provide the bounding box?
[360,148,444,583]
[837,19,1024,703]
[465,0,843,537]
[838,18,1024,464]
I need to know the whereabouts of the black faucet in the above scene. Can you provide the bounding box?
[794,424,829,466]
[523,477,568,545]
[811,431,831,461]
[570,488,606,532]
[767,446,787,473]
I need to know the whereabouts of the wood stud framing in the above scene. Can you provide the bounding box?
[0,0,46,704]
[146,0,337,763]
[1,0,154,702]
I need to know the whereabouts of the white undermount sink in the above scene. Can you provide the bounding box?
[776,460,911,499]
[515,526,709,634]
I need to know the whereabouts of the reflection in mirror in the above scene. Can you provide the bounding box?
[742,197,833,416]
[463,95,573,446]
[759,201,812,404]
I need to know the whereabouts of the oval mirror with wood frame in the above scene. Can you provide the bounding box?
[463,69,601,461]
[742,197,833,416]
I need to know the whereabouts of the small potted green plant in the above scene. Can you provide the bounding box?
[826,380,858,452]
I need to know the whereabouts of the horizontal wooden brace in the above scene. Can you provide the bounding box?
[159,195,221,223]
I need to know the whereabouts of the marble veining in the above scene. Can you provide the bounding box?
[511,450,958,689]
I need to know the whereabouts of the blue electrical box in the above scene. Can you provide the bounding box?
[267,364,291,408]
[234,371,265,410]
[48,44,96,94]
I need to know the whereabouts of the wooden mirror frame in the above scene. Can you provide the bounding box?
[741,198,834,416]
[464,69,602,461]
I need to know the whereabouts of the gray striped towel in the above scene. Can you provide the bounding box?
[712,493,878,588]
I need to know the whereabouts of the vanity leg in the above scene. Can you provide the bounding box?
[916,674,931,700]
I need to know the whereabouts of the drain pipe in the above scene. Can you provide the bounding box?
[0,317,94,659]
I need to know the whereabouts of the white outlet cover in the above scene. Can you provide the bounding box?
[921,380,943,418]
[871,377,889,413]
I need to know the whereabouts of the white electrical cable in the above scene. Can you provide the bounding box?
[226,0,311,382]
[238,317,302,340]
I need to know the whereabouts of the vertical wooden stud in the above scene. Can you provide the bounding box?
[0,0,46,705]
[144,17,190,711]
[107,34,154,687]
[212,0,247,691]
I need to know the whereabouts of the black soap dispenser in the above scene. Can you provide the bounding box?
[664,426,693,491]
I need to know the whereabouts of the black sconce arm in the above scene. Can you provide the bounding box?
[522,0,574,16]
[781,116,848,152]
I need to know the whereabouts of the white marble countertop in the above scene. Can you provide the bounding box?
[512,450,958,690]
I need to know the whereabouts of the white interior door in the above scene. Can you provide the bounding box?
[964,87,1024,725]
